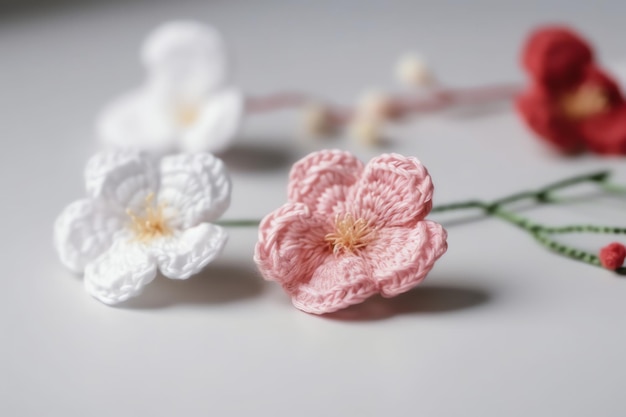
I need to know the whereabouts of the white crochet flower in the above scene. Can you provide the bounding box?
[54,151,231,305]
[97,21,244,155]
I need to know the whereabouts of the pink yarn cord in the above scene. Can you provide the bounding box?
[244,83,521,123]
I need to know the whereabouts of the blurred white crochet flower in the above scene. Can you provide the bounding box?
[98,21,244,155]
[395,53,435,87]
[349,90,393,146]
[301,103,337,137]
[54,151,231,305]
[349,116,385,146]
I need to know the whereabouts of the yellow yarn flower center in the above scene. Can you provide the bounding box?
[126,193,171,241]
[325,213,375,254]
[560,85,609,119]
[175,103,200,127]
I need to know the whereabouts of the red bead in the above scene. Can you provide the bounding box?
[599,242,626,270]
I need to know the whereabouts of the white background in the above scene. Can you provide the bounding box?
[3,0,626,415]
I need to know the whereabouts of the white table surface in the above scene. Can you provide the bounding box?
[3,1,626,416]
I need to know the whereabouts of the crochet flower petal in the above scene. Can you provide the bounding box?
[97,88,176,155]
[141,21,229,98]
[515,88,586,154]
[54,199,122,273]
[181,88,244,153]
[578,106,626,154]
[254,203,329,290]
[367,221,447,298]
[351,154,433,227]
[158,153,231,229]
[291,256,377,315]
[85,151,159,214]
[153,223,227,279]
[84,240,157,305]
[521,26,593,92]
[287,149,364,215]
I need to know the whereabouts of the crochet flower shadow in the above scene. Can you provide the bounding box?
[54,151,231,305]
[254,150,448,314]
[516,25,626,155]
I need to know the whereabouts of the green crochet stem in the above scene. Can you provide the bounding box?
[485,204,626,275]
[216,170,626,274]
[430,169,612,213]
[432,170,626,274]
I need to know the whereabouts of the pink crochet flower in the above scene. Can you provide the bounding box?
[254,150,448,314]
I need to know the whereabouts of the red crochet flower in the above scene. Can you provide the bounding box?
[516,25,626,155]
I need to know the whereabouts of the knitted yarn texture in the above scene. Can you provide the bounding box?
[254,149,448,314]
